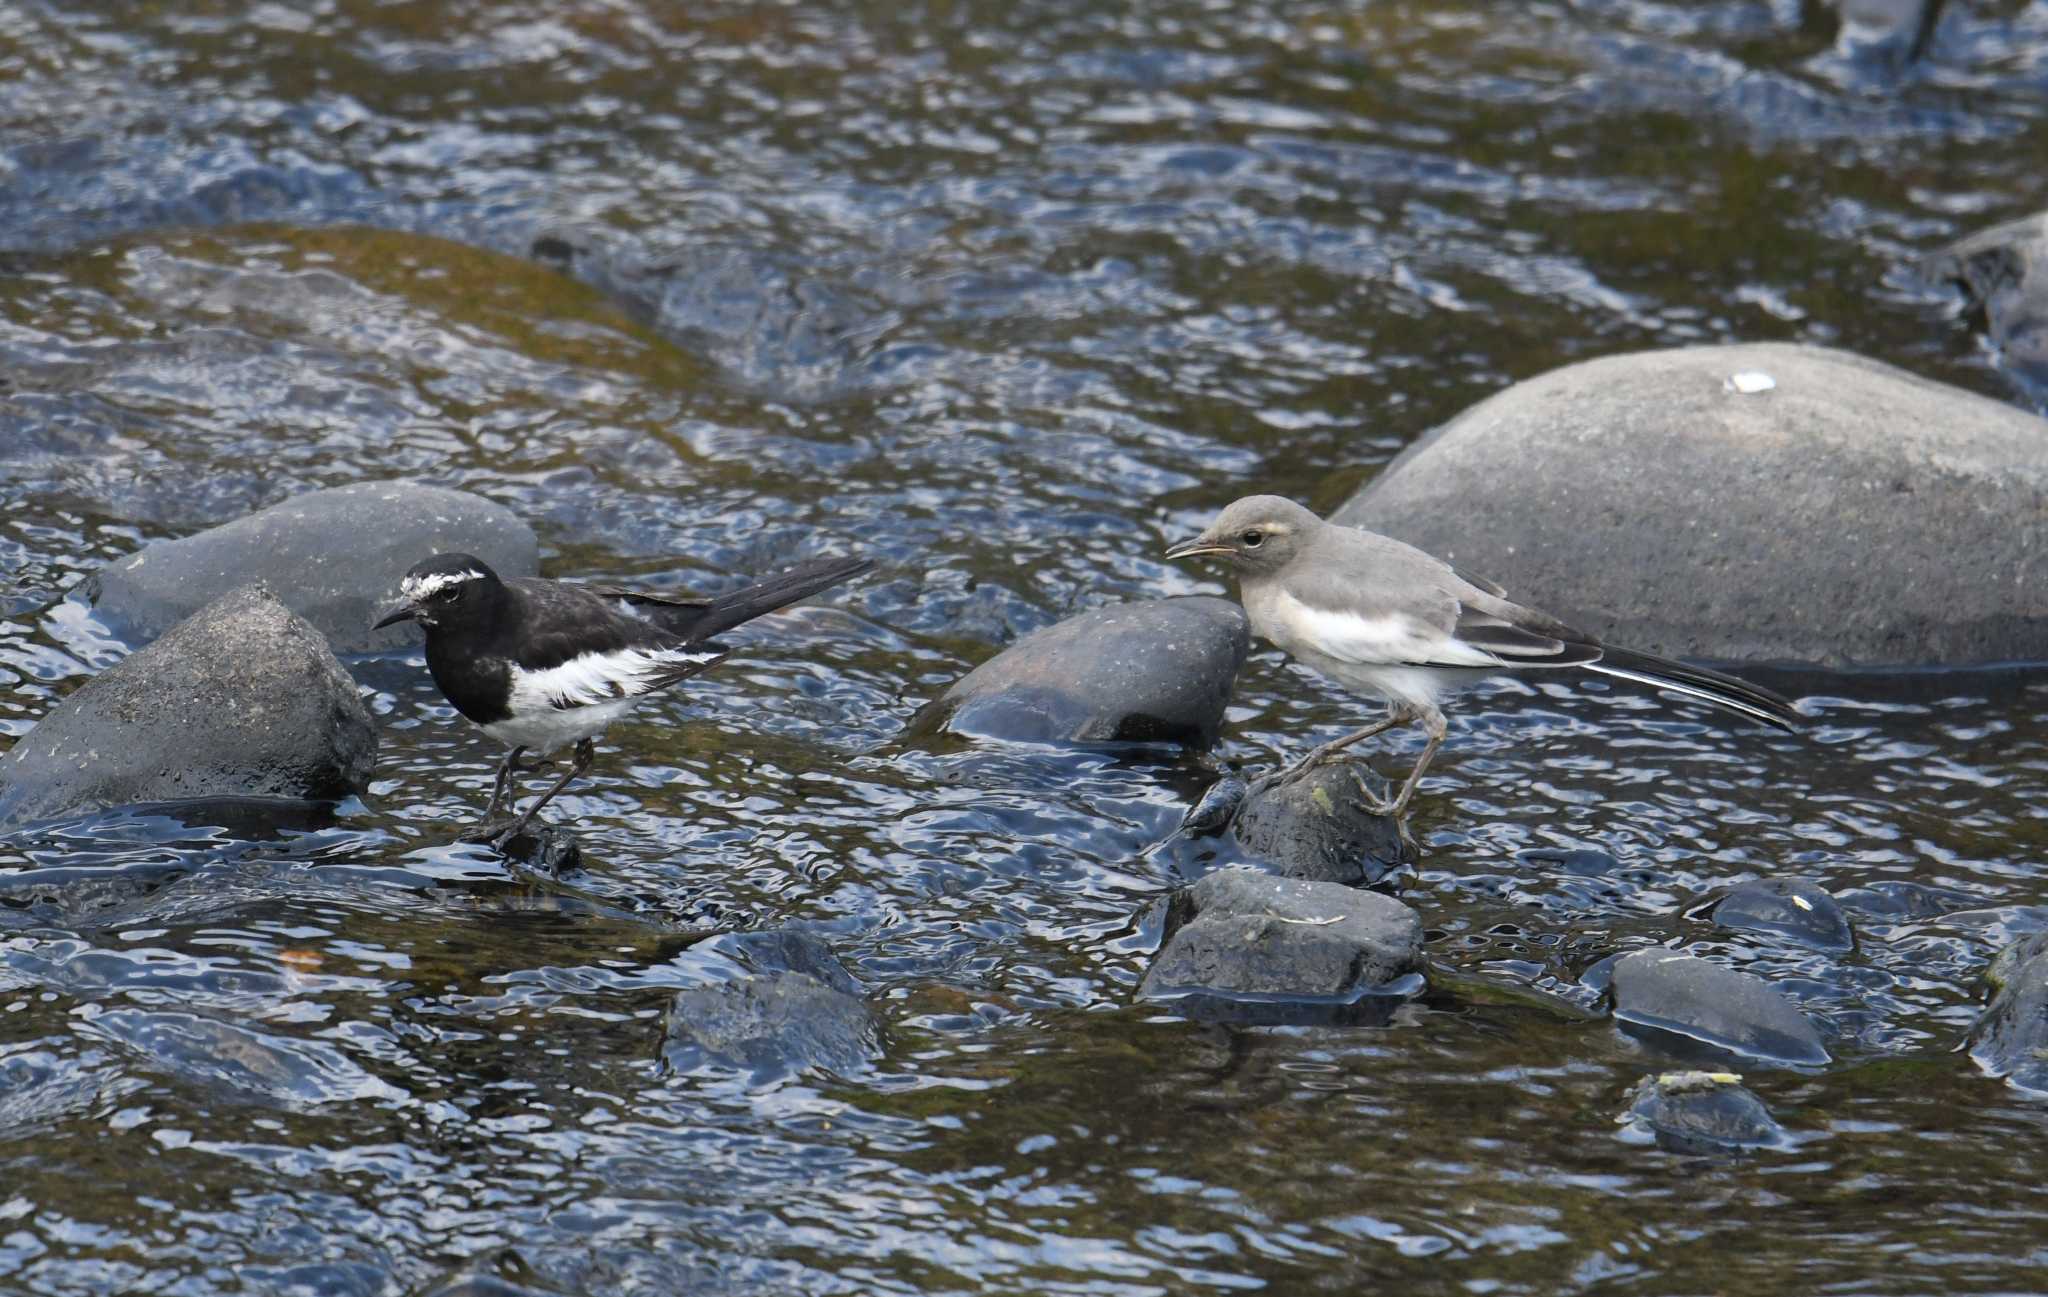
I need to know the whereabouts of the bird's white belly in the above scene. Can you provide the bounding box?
[481,697,637,754]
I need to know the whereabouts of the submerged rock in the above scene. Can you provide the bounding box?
[89,481,539,653]
[1930,210,2048,400]
[1334,343,2048,667]
[1969,937,2048,1095]
[1618,1070,1786,1154]
[1141,869,1424,1024]
[1609,950,1830,1068]
[915,597,1248,746]
[1712,878,1854,952]
[661,969,879,1083]
[0,585,377,827]
[1229,764,1409,884]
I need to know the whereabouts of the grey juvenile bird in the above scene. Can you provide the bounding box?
[1166,495,1799,817]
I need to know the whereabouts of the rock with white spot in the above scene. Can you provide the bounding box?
[1334,343,2048,666]
[89,481,539,653]
[914,597,1248,746]
[0,585,377,826]
[1712,877,1854,952]
[1610,950,1830,1068]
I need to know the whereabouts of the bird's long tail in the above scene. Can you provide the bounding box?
[1585,646,1801,732]
[685,555,875,643]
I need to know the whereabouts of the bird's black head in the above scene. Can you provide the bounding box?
[373,553,506,634]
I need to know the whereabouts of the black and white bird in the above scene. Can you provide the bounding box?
[374,551,873,846]
[1166,495,1799,818]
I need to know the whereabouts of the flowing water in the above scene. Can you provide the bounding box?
[4,1,2048,1293]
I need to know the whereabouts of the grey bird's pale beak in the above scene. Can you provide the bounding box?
[1165,536,1232,561]
[372,600,419,631]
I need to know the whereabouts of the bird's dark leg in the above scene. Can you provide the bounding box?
[491,737,595,848]
[1379,705,1449,818]
[1262,706,1416,791]
[480,746,532,822]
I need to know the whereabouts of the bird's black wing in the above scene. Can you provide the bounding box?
[1451,603,1604,668]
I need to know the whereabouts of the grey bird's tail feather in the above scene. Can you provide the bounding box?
[1586,646,1801,732]
[674,555,875,643]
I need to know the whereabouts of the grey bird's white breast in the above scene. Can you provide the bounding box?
[1242,576,1495,711]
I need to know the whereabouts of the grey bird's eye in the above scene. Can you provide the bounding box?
[1241,529,1265,548]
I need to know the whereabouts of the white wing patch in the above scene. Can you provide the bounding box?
[507,646,726,712]
[401,569,486,602]
[1273,590,1499,669]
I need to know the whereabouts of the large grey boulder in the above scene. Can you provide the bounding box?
[1610,950,1830,1068]
[1141,869,1424,1023]
[0,585,377,826]
[1334,343,2048,667]
[89,481,539,653]
[914,597,1248,746]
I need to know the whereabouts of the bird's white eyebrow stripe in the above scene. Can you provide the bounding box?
[401,570,486,601]
[507,645,726,711]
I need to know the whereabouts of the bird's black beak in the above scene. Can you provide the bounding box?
[372,600,419,631]
[1165,536,1231,561]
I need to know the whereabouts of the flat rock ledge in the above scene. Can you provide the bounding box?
[1610,950,1830,1069]
[1335,343,2048,668]
[1141,869,1424,1025]
[0,584,377,827]
[89,480,539,653]
[913,596,1249,746]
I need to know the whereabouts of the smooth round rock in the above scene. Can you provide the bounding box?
[661,970,879,1083]
[917,596,1248,746]
[1141,869,1424,1022]
[1931,210,2048,397]
[1712,878,1854,952]
[1618,1070,1786,1154]
[1970,939,2048,1094]
[0,585,378,827]
[1334,343,2048,667]
[1610,950,1830,1068]
[88,481,539,653]
[1229,764,1409,884]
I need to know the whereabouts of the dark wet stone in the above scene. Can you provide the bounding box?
[1969,939,2048,1095]
[1619,1070,1786,1155]
[1985,932,2048,994]
[1229,764,1409,885]
[916,597,1248,747]
[1178,774,1248,837]
[1930,210,2048,399]
[1610,950,1830,1068]
[1833,879,1973,919]
[0,586,377,827]
[1333,343,2048,667]
[1519,847,1621,876]
[75,1008,404,1109]
[1141,869,1424,1023]
[1712,878,1854,952]
[711,928,863,996]
[88,481,539,653]
[661,971,880,1083]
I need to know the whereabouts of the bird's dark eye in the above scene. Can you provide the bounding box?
[1241,530,1265,548]
[433,586,460,603]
